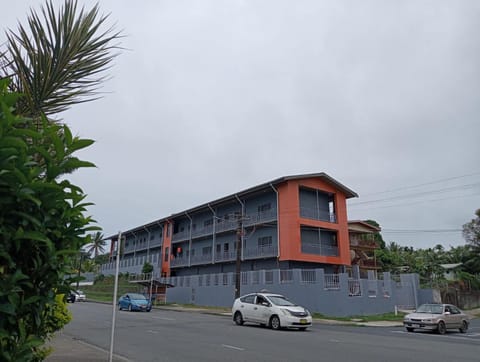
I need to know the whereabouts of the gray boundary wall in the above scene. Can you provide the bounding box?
[164,269,434,317]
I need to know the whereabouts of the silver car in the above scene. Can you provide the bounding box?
[403,303,469,334]
[232,292,312,331]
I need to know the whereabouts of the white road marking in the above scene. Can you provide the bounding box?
[329,339,340,343]
[152,316,176,321]
[222,344,245,351]
[147,330,159,334]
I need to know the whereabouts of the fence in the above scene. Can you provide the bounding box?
[161,269,431,317]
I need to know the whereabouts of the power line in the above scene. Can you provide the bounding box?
[348,190,480,210]
[382,229,462,234]
[349,182,480,206]
[359,171,480,197]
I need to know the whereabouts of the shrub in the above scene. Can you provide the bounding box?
[0,80,97,360]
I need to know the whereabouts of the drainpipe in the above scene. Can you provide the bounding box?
[269,183,280,258]
[144,226,151,266]
[156,221,163,277]
[132,231,137,258]
[185,212,193,267]
[208,203,216,264]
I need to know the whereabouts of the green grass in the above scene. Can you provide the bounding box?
[80,276,144,302]
[312,311,406,322]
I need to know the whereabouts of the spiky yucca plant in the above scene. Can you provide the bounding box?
[0,0,122,121]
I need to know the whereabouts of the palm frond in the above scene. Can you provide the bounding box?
[2,0,122,118]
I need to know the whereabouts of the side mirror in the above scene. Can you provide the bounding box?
[261,301,270,307]
[444,311,451,315]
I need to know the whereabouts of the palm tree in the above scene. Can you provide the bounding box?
[0,0,122,121]
[86,231,107,258]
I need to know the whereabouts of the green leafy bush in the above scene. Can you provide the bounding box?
[0,80,98,361]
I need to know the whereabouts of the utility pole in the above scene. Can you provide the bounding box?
[234,212,245,299]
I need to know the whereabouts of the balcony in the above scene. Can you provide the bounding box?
[171,210,278,243]
[300,207,336,223]
[243,245,277,259]
[349,234,379,249]
[170,246,278,268]
[301,243,339,257]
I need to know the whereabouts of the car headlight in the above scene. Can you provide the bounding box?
[281,309,292,316]
[304,308,311,316]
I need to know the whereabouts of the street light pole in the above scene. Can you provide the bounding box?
[234,212,243,299]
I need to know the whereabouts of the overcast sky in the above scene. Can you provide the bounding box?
[2,0,480,250]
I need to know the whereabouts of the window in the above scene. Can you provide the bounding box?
[202,246,212,256]
[258,203,271,213]
[204,219,213,227]
[240,294,255,304]
[216,244,221,254]
[258,236,272,249]
[224,243,229,253]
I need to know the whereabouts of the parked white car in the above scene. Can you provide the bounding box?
[73,290,86,302]
[232,292,312,330]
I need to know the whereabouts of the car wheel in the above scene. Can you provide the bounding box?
[128,304,133,312]
[233,312,244,326]
[270,315,281,330]
[459,320,468,333]
[406,327,414,332]
[437,321,446,335]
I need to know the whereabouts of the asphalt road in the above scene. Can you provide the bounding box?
[62,303,480,362]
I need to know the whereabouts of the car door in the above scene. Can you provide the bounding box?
[239,294,256,322]
[250,295,271,324]
[448,305,463,328]
[443,305,459,329]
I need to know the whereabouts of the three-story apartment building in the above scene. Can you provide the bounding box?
[101,173,359,277]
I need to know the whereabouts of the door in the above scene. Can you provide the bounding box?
[250,295,272,324]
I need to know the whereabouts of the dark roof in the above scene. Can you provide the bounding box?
[107,172,358,239]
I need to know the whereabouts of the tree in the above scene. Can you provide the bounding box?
[85,231,107,258]
[142,262,154,275]
[0,0,121,121]
[0,0,121,359]
[462,209,480,274]
[463,209,480,248]
[0,81,98,360]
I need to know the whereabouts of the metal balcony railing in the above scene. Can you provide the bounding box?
[300,207,336,223]
[171,210,278,242]
[301,243,339,257]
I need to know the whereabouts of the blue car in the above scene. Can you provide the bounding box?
[118,293,152,312]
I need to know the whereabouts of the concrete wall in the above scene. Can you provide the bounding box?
[164,269,432,317]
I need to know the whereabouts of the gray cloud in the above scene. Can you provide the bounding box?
[2,0,479,248]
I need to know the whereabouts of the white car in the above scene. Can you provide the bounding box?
[73,290,86,302]
[232,292,312,330]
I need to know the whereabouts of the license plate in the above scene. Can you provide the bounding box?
[300,319,308,324]
[412,324,419,328]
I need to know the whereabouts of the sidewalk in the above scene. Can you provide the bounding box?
[46,332,129,362]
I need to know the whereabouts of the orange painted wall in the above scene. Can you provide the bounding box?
[161,221,172,276]
[277,178,351,266]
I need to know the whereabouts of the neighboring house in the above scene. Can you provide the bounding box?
[347,220,381,278]
[101,172,359,278]
[440,263,463,281]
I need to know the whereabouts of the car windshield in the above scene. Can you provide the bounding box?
[416,304,443,314]
[267,295,296,306]
[128,293,147,300]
